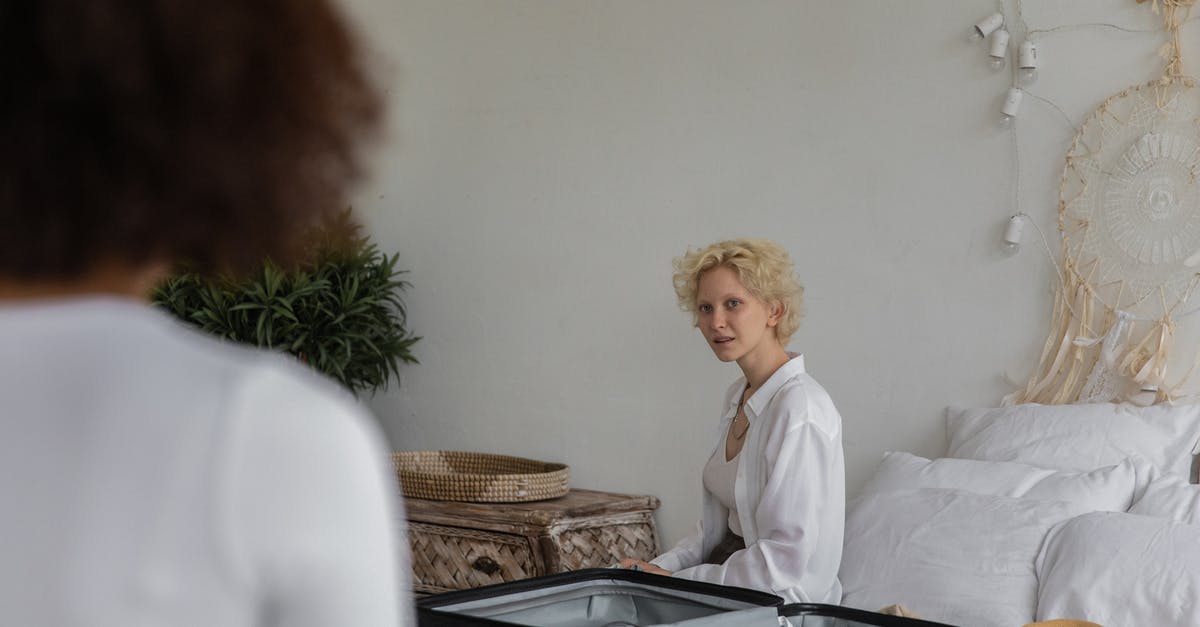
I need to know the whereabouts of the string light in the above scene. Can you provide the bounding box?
[1018,40,1039,84]
[999,87,1023,129]
[969,12,1005,42]
[989,29,1011,71]
[975,2,1155,263]
[1003,214,1026,254]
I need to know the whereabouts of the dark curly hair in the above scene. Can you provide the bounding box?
[0,1,382,278]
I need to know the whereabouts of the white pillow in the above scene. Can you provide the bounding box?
[946,402,1200,478]
[1129,472,1200,525]
[1036,511,1200,626]
[840,488,1087,627]
[861,452,1139,512]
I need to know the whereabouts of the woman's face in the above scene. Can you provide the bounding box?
[694,265,780,363]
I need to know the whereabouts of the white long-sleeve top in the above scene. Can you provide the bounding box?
[0,296,413,626]
[651,354,845,604]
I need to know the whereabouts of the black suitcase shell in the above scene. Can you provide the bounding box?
[416,567,783,626]
[778,603,959,626]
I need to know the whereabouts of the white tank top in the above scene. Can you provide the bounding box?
[702,446,743,537]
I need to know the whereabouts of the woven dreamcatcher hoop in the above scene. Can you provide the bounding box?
[1013,0,1200,405]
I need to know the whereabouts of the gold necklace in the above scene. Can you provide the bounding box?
[730,388,753,440]
[731,415,750,440]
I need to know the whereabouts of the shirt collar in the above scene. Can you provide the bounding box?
[742,353,805,416]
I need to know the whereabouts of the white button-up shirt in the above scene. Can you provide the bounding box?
[652,354,845,604]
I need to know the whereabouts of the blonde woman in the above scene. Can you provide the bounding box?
[622,238,845,604]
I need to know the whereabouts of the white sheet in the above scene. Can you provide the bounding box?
[839,488,1087,627]
[1035,511,1200,626]
[945,402,1200,478]
[1129,472,1200,525]
[861,452,1139,512]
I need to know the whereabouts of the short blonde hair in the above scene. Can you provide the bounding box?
[672,238,804,346]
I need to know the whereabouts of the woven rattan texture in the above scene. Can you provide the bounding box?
[408,522,536,594]
[404,489,661,593]
[554,521,659,571]
[393,451,569,503]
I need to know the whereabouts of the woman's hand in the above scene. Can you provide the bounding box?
[618,558,672,576]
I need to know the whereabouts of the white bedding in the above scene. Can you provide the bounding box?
[1035,511,1200,625]
[840,488,1086,627]
[838,402,1200,627]
[860,451,1139,512]
[946,402,1200,478]
[1129,471,1200,525]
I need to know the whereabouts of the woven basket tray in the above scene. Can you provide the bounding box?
[393,451,570,503]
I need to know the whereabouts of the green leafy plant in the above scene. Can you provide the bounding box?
[152,215,419,393]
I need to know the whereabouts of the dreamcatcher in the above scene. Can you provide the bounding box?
[1013,0,1200,405]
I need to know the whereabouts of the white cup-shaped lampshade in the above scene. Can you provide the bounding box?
[969,13,1004,42]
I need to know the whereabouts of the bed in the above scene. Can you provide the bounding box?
[837,402,1200,627]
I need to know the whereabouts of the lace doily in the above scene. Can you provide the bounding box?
[1062,78,1200,315]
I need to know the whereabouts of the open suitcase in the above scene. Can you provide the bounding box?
[417,569,958,626]
[416,568,782,626]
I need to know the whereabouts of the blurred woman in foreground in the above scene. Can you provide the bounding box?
[0,2,411,624]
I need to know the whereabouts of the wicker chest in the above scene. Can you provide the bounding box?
[404,488,661,594]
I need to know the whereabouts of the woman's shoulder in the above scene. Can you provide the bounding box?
[139,302,376,443]
[770,374,842,437]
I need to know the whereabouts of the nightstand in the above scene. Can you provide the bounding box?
[404,488,661,594]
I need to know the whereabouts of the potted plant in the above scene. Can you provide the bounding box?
[152,211,419,393]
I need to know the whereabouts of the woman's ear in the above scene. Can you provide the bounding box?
[766,302,783,327]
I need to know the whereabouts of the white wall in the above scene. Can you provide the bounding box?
[339,0,1185,546]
